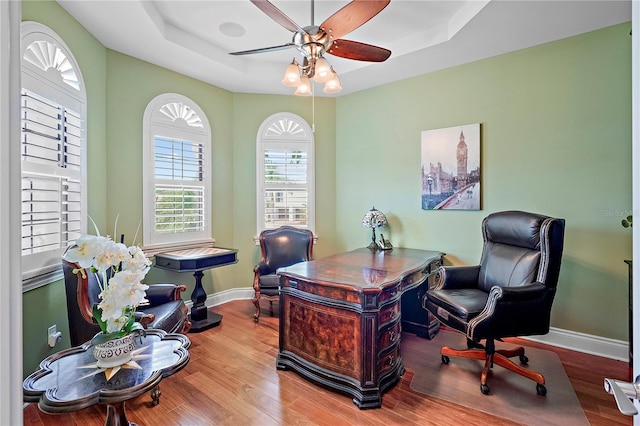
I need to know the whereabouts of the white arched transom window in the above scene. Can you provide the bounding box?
[20,22,86,288]
[256,113,315,235]
[142,93,212,253]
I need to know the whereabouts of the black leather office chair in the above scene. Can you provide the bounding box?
[253,226,314,321]
[424,210,565,395]
[63,248,192,347]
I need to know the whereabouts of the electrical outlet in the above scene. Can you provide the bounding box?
[47,324,62,347]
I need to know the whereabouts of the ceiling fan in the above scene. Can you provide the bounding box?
[230,0,392,94]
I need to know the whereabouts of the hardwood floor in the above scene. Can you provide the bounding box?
[24,300,632,425]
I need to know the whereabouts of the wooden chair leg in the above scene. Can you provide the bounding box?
[253,293,261,322]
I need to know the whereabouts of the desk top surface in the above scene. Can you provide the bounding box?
[23,330,190,412]
[277,247,443,290]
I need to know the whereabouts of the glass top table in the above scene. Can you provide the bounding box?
[24,329,190,426]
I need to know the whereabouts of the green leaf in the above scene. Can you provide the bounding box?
[92,304,108,333]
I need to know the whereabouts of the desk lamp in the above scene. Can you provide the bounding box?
[362,207,387,251]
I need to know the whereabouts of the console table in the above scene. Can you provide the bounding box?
[23,329,190,426]
[154,247,238,332]
[276,247,444,409]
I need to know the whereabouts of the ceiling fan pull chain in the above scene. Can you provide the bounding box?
[311,83,316,132]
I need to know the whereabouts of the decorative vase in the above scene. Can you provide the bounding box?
[92,333,136,368]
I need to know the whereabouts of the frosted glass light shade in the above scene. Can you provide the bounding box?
[295,76,312,96]
[323,69,342,93]
[282,61,301,87]
[313,57,332,82]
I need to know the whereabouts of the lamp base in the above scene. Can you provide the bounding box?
[367,241,379,251]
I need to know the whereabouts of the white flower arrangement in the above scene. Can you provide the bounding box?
[63,225,151,345]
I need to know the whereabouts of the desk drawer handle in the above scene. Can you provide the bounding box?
[389,330,396,342]
[289,280,298,289]
[389,309,397,320]
[388,355,395,366]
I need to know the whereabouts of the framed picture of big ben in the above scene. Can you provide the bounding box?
[420,123,481,210]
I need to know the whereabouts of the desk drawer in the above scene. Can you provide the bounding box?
[378,346,400,376]
[378,321,401,352]
[379,301,400,326]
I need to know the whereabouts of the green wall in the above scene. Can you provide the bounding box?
[335,23,632,340]
[20,0,632,377]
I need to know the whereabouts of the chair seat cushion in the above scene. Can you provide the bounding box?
[258,274,280,289]
[427,288,488,322]
[137,300,187,333]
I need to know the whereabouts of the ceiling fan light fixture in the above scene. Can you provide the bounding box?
[282,59,301,87]
[313,57,332,83]
[323,68,342,93]
[295,75,312,96]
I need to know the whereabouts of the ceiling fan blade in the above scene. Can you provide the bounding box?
[229,43,296,56]
[320,0,390,40]
[326,39,391,62]
[250,0,306,34]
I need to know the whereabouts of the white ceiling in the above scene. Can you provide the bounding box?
[56,0,631,97]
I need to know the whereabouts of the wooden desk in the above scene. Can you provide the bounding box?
[23,330,190,426]
[154,247,238,332]
[276,247,444,409]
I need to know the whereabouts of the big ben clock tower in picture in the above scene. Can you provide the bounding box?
[457,130,468,185]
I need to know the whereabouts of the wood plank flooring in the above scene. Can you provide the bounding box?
[23,300,632,425]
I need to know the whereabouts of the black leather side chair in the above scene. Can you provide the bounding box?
[253,226,314,321]
[63,247,192,347]
[424,210,565,395]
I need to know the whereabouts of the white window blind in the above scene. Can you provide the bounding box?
[154,136,205,234]
[20,90,82,256]
[256,113,315,234]
[263,148,308,228]
[142,94,211,251]
[20,22,86,289]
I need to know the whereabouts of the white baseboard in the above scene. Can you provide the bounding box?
[524,327,629,362]
[191,288,631,362]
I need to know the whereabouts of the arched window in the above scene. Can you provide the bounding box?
[20,22,86,288]
[256,113,315,235]
[142,93,212,253]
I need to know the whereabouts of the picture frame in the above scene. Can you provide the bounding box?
[421,123,481,210]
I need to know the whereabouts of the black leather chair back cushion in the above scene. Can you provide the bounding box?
[478,211,547,293]
[62,260,102,345]
[262,228,313,274]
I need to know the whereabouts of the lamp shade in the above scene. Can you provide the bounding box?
[362,206,387,229]
[282,60,301,87]
[313,57,332,82]
[323,68,342,93]
[295,75,312,96]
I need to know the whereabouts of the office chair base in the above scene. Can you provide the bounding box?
[440,345,546,395]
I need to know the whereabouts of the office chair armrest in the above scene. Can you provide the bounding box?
[467,282,552,340]
[494,282,547,302]
[439,265,480,290]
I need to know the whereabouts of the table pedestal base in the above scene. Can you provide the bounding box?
[106,401,135,426]
[189,310,223,332]
[188,270,223,333]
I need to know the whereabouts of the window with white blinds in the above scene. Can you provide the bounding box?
[142,94,212,252]
[20,22,86,288]
[257,113,315,234]
[263,149,308,228]
[154,137,205,235]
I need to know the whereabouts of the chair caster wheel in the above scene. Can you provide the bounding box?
[441,355,450,364]
[480,383,490,395]
[536,384,547,396]
[519,354,529,364]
